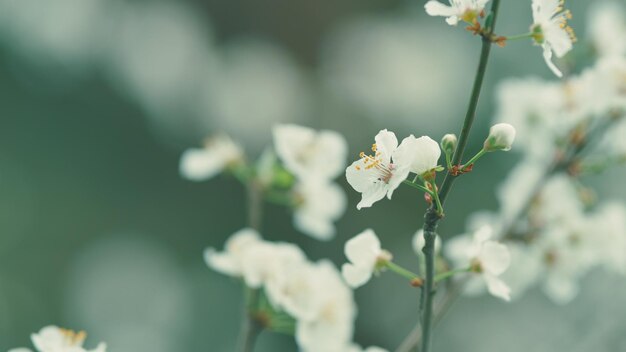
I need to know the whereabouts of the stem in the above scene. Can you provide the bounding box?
[419,1,502,351]
[387,261,421,281]
[237,182,264,352]
[461,148,487,171]
[430,182,444,217]
[505,32,533,41]
[434,267,471,283]
[237,312,262,352]
[403,180,434,195]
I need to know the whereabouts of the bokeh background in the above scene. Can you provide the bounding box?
[1,0,625,351]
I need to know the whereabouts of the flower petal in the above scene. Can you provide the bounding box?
[344,229,381,266]
[341,263,373,288]
[374,129,398,162]
[480,241,512,276]
[483,273,512,301]
[542,44,563,78]
[179,148,224,181]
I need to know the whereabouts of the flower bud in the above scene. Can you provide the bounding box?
[440,134,457,155]
[484,123,516,152]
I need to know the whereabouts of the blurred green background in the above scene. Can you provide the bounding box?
[1,0,625,351]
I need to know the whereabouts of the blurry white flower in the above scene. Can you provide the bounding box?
[576,56,626,117]
[293,180,347,241]
[11,326,106,352]
[446,225,512,301]
[203,228,261,277]
[273,124,348,181]
[412,229,442,255]
[341,229,390,288]
[345,130,438,209]
[295,261,356,352]
[179,135,244,181]
[484,123,516,152]
[590,202,626,275]
[239,241,306,289]
[494,77,573,160]
[424,0,489,26]
[497,159,546,224]
[587,2,626,59]
[530,0,576,77]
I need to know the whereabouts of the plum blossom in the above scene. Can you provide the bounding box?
[530,0,576,77]
[445,225,512,301]
[206,231,360,351]
[292,180,347,240]
[273,124,348,181]
[10,326,106,352]
[345,130,440,209]
[424,0,490,26]
[179,134,244,181]
[203,228,261,277]
[341,229,390,288]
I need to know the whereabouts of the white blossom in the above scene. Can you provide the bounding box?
[424,0,490,26]
[530,0,576,77]
[345,130,440,209]
[484,123,516,152]
[294,261,356,352]
[203,228,261,277]
[341,229,389,288]
[10,326,106,352]
[273,124,348,181]
[179,134,244,181]
[292,180,347,241]
[445,225,512,301]
[587,2,626,59]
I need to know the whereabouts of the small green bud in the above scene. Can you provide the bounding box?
[441,134,458,156]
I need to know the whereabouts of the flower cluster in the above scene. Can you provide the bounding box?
[498,175,626,303]
[205,229,388,352]
[180,124,349,240]
[9,326,106,352]
[425,0,577,77]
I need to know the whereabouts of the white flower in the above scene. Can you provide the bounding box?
[341,229,390,288]
[424,0,490,26]
[179,134,244,181]
[588,202,626,275]
[11,326,106,352]
[445,225,512,301]
[295,261,356,352]
[484,123,516,152]
[530,0,576,78]
[587,2,626,59]
[293,180,347,241]
[239,241,306,289]
[203,228,261,277]
[345,130,439,209]
[273,124,348,181]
